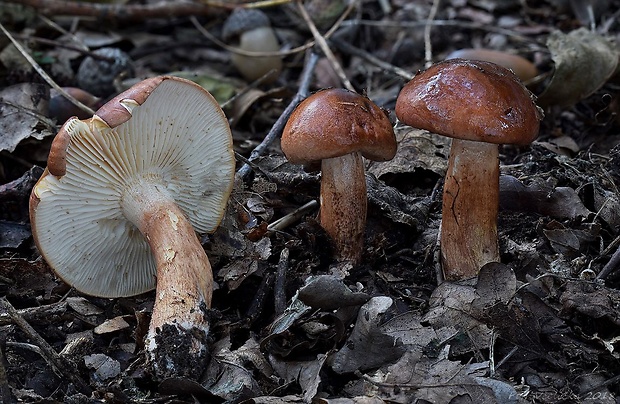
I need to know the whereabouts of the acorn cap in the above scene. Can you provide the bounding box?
[30,76,235,297]
[222,8,271,41]
[281,88,397,164]
[396,59,542,145]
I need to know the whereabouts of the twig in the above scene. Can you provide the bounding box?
[596,243,620,280]
[5,0,221,21]
[267,200,319,233]
[190,0,356,59]
[37,14,89,52]
[424,0,441,68]
[0,300,68,326]
[294,0,355,91]
[329,37,414,80]
[0,22,95,117]
[12,34,115,61]
[341,19,547,47]
[0,297,91,395]
[274,248,290,315]
[235,51,319,181]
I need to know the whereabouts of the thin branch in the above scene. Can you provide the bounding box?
[424,0,441,68]
[0,22,95,117]
[0,297,91,395]
[329,37,414,80]
[274,248,290,315]
[294,0,355,91]
[190,0,356,59]
[235,51,320,181]
[340,19,547,47]
[5,0,220,22]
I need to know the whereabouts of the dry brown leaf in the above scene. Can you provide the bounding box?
[538,28,619,107]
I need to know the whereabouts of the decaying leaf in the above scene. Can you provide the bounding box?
[542,220,599,257]
[367,127,450,182]
[298,275,370,310]
[84,354,120,381]
[473,262,517,309]
[0,220,29,248]
[0,83,54,152]
[381,311,439,348]
[538,28,619,107]
[499,175,591,219]
[331,297,405,374]
[366,174,431,229]
[593,187,620,232]
[363,349,499,403]
[204,336,267,401]
[269,353,327,403]
[422,282,492,355]
[559,281,620,327]
[93,316,130,335]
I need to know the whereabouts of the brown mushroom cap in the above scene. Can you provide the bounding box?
[396,59,542,145]
[281,88,397,164]
[444,49,538,82]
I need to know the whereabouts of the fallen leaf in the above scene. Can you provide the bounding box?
[331,297,405,374]
[84,354,120,381]
[368,127,449,184]
[0,83,54,152]
[499,175,591,219]
[538,28,619,107]
[94,315,130,334]
[298,275,370,310]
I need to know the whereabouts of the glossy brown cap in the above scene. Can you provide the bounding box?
[396,59,542,145]
[281,88,397,164]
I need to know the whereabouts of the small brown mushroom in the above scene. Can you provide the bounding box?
[30,76,235,379]
[445,48,538,82]
[396,59,542,281]
[281,88,397,265]
[48,87,103,122]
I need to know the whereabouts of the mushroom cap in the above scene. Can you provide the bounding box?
[444,48,538,82]
[281,88,397,164]
[395,59,542,145]
[30,76,235,298]
[222,8,271,41]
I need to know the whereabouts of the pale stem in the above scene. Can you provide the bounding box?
[121,178,212,377]
[320,152,367,265]
[441,139,500,280]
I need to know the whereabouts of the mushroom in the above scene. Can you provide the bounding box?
[222,8,282,83]
[281,88,397,265]
[395,59,542,281]
[444,48,538,82]
[49,87,103,121]
[29,76,235,378]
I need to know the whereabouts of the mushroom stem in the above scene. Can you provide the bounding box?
[121,180,212,379]
[232,26,282,82]
[320,152,367,265]
[441,139,500,280]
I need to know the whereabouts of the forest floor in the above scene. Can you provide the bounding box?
[1,0,620,403]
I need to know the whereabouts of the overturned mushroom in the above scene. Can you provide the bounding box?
[30,76,235,379]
